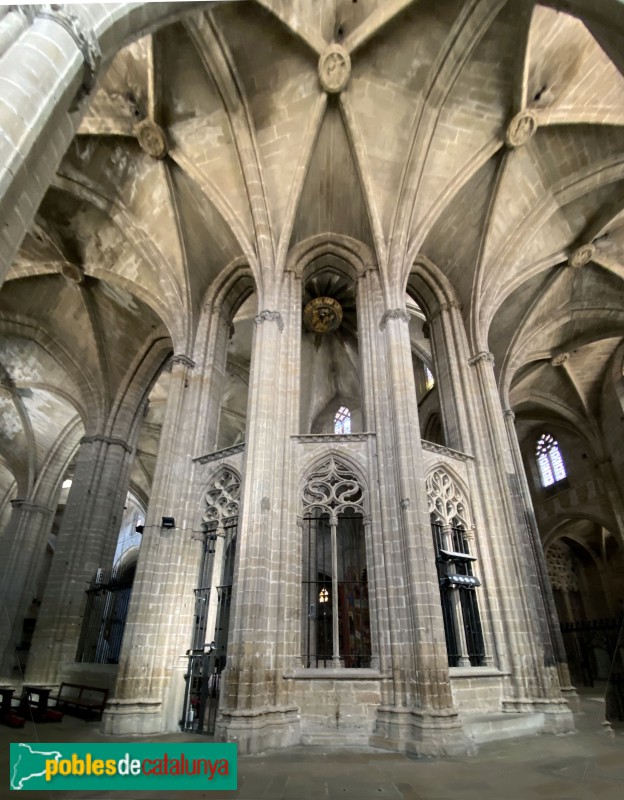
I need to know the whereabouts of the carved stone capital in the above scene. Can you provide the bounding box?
[37,5,102,104]
[170,353,196,369]
[254,309,284,332]
[503,408,515,421]
[505,110,537,148]
[430,300,462,321]
[550,352,569,367]
[568,243,595,268]
[10,498,52,515]
[80,434,132,453]
[468,351,495,367]
[379,308,410,330]
[318,44,351,94]
[135,119,168,159]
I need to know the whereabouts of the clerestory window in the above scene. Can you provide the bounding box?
[334,406,351,435]
[536,433,566,487]
[424,365,435,391]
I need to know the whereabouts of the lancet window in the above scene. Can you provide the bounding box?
[536,433,566,488]
[301,457,371,668]
[426,468,485,667]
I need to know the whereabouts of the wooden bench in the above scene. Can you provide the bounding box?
[20,686,63,723]
[53,683,108,721]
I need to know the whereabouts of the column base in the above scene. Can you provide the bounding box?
[370,705,475,757]
[502,698,575,734]
[101,699,164,735]
[559,685,581,711]
[215,705,301,754]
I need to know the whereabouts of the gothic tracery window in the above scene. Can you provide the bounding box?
[426,468,485,667]
[301,457,371,668]
[194,467,240,650]
[536,433,566,487]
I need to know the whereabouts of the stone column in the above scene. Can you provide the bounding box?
[217,280,300,754]
[466,350,573,731]
[103,355,207,735]
[104,301,233,735]
[26,432,136,686]
[503,407,577,699]
[359,282,468,756]
[0,499,55,679]
[596,458,624,550]
[204,525,227,646]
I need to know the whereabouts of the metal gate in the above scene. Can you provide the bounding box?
[181,584,232,734]
[75,564,135,664]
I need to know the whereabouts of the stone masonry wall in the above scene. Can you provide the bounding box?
[290,677,381,745]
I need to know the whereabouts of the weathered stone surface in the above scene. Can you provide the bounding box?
[0,0,621,756]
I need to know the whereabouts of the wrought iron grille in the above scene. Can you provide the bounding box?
[75,564,135,664]
[432,522,485,667]
[181,585,231,735]
[301,513,371,668]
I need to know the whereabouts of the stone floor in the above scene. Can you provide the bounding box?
[2,690,622,799]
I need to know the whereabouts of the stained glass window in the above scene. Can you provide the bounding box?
[536,433,566,487]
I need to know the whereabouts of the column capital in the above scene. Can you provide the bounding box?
[10,498,52,514]
[503,408,515,421]
[468,351,495,367]
[37,5,102,103]
[254,309,284,332]
[430,301,462,322]
[379,308,409,330]
[170,353,196,369]
[80,434,132,453]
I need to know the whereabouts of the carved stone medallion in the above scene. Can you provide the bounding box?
[318,44,351,94]
[61,262,85,284]
[505,110,537,148]
[303,296,343,334]
[568,243,595,268]
[135,119,168,159]
[551,352,569,367]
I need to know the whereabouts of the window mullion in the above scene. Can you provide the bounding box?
[330,514,341,665]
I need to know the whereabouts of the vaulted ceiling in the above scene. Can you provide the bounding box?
[1,0,623,519]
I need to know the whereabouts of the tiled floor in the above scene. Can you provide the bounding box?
[2,691,622,799]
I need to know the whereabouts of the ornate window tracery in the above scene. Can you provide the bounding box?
[426,468,485,667]
[301,457,370,668]
[536,433,566,487]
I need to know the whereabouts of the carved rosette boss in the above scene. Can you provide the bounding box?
[135,119,168,159]
[318,44,351,94]
[568,244,595,268]
[505,110,537,148]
